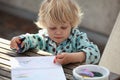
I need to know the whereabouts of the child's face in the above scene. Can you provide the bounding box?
[46,22,72,45]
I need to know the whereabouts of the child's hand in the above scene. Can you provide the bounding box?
[10,37,24,51]
[54,52,86,65]
[54,53,72,65]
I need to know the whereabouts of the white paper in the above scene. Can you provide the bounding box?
[11,56,66,80]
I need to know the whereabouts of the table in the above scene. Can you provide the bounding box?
[0,38,120,80]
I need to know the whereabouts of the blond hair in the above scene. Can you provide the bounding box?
[36,0,83,28]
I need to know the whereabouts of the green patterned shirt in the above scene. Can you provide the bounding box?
[19,28,100,64]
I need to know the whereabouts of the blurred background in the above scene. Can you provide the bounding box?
[0,0,120,53]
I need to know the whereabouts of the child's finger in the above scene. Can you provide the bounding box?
[53,56,57,63]
[53,56,63,64]
[55,58,63,64]
[56,53,64,59]
[10,41,17,49]
[21,42,25,48]
[16,38,21,44]
[10,43,19,51]
[10,38,21,50]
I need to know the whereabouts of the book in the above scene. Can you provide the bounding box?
[11,56,66,80]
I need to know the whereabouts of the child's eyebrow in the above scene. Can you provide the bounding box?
[48,24,56,27]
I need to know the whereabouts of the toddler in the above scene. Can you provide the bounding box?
[10,0,100,65]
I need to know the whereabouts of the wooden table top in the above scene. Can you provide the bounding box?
[0,38,120,80]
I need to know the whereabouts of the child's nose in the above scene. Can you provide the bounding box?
[56,30,62,34]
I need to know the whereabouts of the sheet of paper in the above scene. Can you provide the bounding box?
[11,56,66,80]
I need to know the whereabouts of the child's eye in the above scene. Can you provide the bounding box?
[61,27,67,30]
[49,27,56,30]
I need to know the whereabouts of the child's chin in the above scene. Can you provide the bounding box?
[56,40,64,44]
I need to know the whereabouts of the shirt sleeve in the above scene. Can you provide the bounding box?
[19,33,44,53]
[75,30,100,64]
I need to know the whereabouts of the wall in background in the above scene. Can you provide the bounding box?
[0,0,41,13]
[76,0,120,36]
[0,0,120,36]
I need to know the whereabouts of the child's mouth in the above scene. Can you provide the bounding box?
[54,37,63,39]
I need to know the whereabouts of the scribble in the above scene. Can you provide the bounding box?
[15,73,29,78]
[20,60,31,64]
